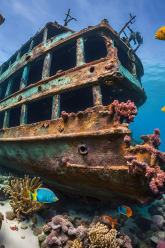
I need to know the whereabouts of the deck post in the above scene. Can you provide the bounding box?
[76,37,85,66]
[128,49,137,78]
[28,40,35,52]
[20,66,30,90]
[0,67,3,75]
[92,84,102,106]
[52,94,60,119]
[42,52,52,80]
[5,78,14,98]
[3,110,10,129]
[20,104,27,126]
[43,28,48,44]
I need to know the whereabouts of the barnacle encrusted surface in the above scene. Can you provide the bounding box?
[89,222,120,248]
[9,175,45,220]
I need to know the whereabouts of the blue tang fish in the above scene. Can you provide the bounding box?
[117,205,132,218]
[27,188,59,203]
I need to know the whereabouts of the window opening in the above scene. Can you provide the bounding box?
[114,40,129,70]
[10,53,18,65]
[50,41,76,76]
[47,23,65,40]
[27,58,44,86]
[33,30,44,48]
[9,105,21,128]
[136,64,143,86]
[1,62,9,74]
[0,111,5,129]
[0,80,9,100]
[84,34,107,63]
[60,86,93,114]
[101,83,140,106]
[27,96,53,124]
[20,43,30,58]
[11,73,22,95]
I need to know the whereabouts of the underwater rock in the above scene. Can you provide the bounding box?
[135,217,151,232]
[43,224,52,233]
[33,226,42,236]
[21,225,28,230]
[38,233,47,242]
[45,211,57,223]
[151,215,165,230]
[5,211,16,220]
[0,188,5,201]
[32,215,37,224]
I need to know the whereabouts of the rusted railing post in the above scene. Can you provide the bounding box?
[42,52,52,80]
[3,110,10,128]
[5,78,14,98]
[76,37,85,66]
[28,40,35,52]
[43,27,48,44]
[52,94,60,119]
[128,49,137,78]
[92,84,102,106]
[20,104,27,126]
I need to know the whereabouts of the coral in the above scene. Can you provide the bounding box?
[124,135,132,147]
[157,240,165,248]
[10,224,18,231]
[89,222,120,248]
[21,225,28,229]
[38,233,47,242]
[72,239,83,248]
[151,215,165,230]
[33,226,42,236]
[0,212,4,229]
[117,234,132,248]
[46,230,68,246]
[61,111,76,122]
[140,129,161,148]
[109,100,137,126]
[145,167,165,195]
[43,224,52,233]
[5,211,16,220]
[48,215,86,240]
[41,240,49,248]
[125,155,148,176]
[9,175,45,220]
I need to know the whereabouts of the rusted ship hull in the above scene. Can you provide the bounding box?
[0,105,152,203]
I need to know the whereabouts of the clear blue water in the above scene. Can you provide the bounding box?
[130,60,165,153]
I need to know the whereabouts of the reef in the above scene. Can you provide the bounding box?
[9,175,45,220]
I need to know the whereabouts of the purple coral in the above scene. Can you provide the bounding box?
[145,167,165,195]
[117,234,132,248]
[46,231,68,246]
[157,240,165,248]
[125,155,148,176]
[124,135,132,147]
[151,215,165,230]
[109,100,137,126]
[61,111,76,122]
[140,129,161,148]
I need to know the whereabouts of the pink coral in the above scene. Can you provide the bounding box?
[117,234,132,248]
[145,167,165,195]
[46,230,68,246]
[109,100,137,126]
[157,240,165,248]
[125,155,148,176]
[61,111,76,122]
[140,129,161,148]
[124,135,132,147]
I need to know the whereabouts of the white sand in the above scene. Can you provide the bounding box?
[0,200,46,248]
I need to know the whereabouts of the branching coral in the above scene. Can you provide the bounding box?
[125,155,149,176]
[9,175,45,220]
[89,222,120,248]
[109,100,137,127]
[145,167,165,195]
[72,239,83,248]
[140,129,161,148]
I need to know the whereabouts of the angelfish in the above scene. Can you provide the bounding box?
[161,106,165,113]
[100,215,118,229]
[117,205,132,218]
[154,26,165,40]
[27,188,59,203]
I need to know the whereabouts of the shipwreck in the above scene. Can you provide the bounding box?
[0,15,165,204]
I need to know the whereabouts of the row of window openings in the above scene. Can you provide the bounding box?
[0,35,141,101]
[0,84,139,129]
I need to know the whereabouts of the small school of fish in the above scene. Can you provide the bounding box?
[100,205,132,228]
[27,188,59,203]
[154,26,165,41]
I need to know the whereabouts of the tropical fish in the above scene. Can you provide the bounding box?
[100,215,118,228]
[161,106,165,113]
[154,26,165,40]
[27,188,59,203]
[117,205,132,218]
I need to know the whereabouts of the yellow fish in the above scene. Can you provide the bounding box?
[154,26,165,40]
[161,106,165,113]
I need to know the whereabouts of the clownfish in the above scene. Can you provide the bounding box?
[100,215,118,229]
[154,26,165,41]
[117,205,132,218]
[27,188,59,203]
